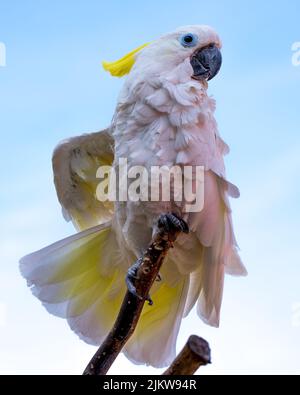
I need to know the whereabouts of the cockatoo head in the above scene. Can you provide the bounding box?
[103,25,222,84]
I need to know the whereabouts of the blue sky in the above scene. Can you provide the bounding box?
[0,0,300,374]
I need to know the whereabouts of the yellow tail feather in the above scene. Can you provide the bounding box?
[20,223,189,367]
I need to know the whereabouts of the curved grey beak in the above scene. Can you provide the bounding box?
[190,44,222,81]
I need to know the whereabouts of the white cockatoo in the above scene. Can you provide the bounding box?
[20,25,247,368]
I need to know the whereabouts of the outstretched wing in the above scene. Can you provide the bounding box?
[52,129,114,231]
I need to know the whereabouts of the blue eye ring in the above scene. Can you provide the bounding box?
[180,33,198,48]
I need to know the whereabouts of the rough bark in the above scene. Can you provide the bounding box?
[163,335,211,375]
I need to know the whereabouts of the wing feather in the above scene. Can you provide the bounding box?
[52,129,114,231]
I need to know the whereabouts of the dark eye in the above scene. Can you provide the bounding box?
[180,33,198,48]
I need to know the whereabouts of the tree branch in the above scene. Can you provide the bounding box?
[83,215,181,375]
[163,335,211,375]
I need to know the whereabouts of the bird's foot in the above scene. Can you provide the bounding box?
[158,213,189,235]
[126,259,153,306]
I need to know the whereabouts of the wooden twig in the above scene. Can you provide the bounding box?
[83,216,182,375]
[163,335,211,375]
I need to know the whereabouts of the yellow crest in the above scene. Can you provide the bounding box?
[102,43,149,77]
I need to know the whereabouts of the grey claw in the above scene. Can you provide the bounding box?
[146,295,154,306]
[126,276,142,300]
[156,273,162,282]
[126,260,142,299]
